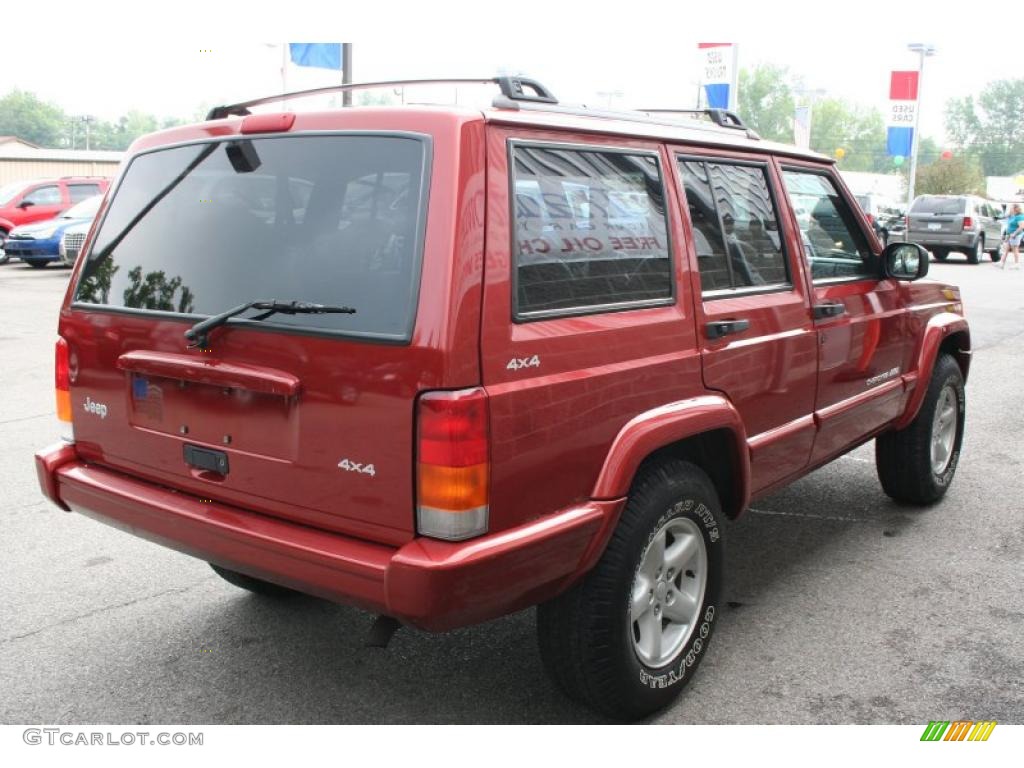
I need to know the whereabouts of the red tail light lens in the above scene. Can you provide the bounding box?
[962,216,973,230]
[55,337,73,440]
[417,388,489,541]
[866,213,875,225]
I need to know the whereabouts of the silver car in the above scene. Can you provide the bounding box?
[907,194,1004,263]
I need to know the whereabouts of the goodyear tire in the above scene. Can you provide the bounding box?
[537,459,723,720]
[209,563,300,598]
[876,354,965,505]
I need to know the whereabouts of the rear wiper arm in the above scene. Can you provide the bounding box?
[184,300,356,349]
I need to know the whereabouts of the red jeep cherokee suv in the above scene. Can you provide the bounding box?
[35,77,969,719]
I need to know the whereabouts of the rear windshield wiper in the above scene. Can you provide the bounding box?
[185,300,356,349]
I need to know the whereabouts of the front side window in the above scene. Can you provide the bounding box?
[782,170,873,281]
[75,134,429,342]
[678,159,789,294]
[511,144,672,316]
[23,185,61,206]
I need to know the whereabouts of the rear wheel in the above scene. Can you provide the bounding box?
[26,261,48,269]
[990,246,1002,263]
[931,248,948,262]
[967,238,982,264]
[0,230,8,265]
[537,459,724,720]
[209,563,300,597]
[876,354,965,505]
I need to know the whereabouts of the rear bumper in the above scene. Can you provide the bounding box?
[910,233,977,249]
[35,443,623,631]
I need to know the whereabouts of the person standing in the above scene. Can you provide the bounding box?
[1002,203,1024,270]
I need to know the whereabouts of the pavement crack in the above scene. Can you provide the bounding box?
[0,412,50,425]
[0,577,215,646]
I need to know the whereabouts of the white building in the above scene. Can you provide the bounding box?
[0,136,122,185]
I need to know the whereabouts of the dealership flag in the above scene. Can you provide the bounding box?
[794,105,811,149]
[289,43,342,70]
[698,43,736,110]
[887,71,919,157]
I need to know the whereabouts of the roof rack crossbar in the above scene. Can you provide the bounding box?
[206,76,558,120]
[638,108,748,130]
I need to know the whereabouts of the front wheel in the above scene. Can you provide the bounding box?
[537,459,724,720]
[876,354,965,505]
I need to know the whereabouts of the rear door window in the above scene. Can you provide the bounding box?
[678,158,790,294]
[510,143,672,317]
[74,134,429,342]
[68,183,102,203]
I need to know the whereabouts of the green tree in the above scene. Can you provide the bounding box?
[915,155,985,195]
[809,99,888,172]
[0,90,67,147]
[944,79,1024,175]
[737,64,796,142]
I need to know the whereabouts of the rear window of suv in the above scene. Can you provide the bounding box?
[911,197,966,215]
[74,133,429,342]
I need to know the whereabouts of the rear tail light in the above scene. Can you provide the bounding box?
[866,213,874,225]
[55,337,74,442]
[962,216,973,230]
[905,215,910,230]
[416,388,489,541]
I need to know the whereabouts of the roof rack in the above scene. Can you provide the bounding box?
[206,76,558,120]
[638,108,749,131]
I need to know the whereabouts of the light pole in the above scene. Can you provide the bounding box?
[906,43,936,210]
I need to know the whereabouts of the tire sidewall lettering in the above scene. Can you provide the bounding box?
[634,499,720,690]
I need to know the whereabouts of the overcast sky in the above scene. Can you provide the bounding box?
[3,2,1017,148]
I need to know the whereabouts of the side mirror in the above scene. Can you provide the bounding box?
[882,242,929,281]
[17,199,35,209]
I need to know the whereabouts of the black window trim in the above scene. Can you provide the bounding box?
[779,164,879,286]
[507,138,676,322]
[69,130,434,346]
[675,152,794,301]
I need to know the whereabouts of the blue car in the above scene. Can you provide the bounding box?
[2,195,102,268]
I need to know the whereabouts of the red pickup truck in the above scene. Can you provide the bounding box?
[35,77,969,719]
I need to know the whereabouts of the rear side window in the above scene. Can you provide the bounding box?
[911,196,965,214]
[68,183,101,203]
[74,134,429,342]
[677,158,789,293]
[510,143,672,317]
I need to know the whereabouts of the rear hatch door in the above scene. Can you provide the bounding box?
[64,132,435,546]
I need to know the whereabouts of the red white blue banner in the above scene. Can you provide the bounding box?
[698,43,735,110]
[887,71,919,157]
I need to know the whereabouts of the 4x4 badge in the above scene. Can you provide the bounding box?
[507,355,540,371]
[337,459,376,477]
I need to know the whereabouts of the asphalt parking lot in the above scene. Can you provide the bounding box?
[1,255,1022,725]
